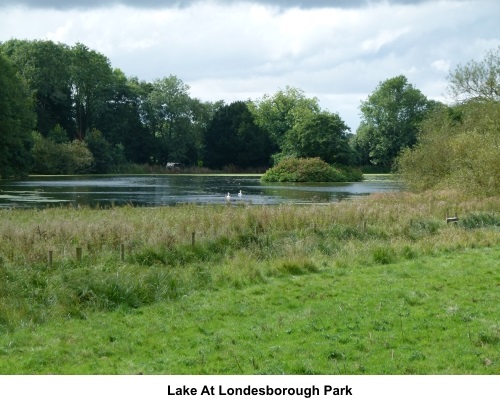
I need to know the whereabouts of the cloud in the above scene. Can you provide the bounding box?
[0,0,442,10]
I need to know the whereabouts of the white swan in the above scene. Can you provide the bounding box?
[225,192,231,202]
[238,190,242,198]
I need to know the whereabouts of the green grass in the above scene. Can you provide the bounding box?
[0,247,498,374]
[0,190,499,374]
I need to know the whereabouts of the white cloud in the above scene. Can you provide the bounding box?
[431,59,450,72]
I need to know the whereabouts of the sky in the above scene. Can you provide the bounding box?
[0,0,499,131]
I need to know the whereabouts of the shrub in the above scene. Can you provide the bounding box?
[396,101,500,196]
[261,157,362,182]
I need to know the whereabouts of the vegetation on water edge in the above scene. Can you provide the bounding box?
[261,157,363,182]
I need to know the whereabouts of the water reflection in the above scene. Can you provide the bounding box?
[0,175,401,208]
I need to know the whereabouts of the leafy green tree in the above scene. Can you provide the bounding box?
[93,71,155,164]
[47,124,69,144]
[31,132,93,175]
[0,53,36,178]
[396,100,500,196]
[251,86,321,154]
[283,111,352,165]
[85,129,126,173]
[448,46,500,102]
[204,101,271,169]
[356,75,435,167]
[350,122,374,166]
[0,39,74,138]
[70,43,114,140]
[144,75,196,165]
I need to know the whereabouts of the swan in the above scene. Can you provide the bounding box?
[225,192,231,202]
[238,190,242,198]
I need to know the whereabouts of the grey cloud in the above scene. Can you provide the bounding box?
[0,0,438,10]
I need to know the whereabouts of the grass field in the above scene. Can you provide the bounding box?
[0,190,499,374]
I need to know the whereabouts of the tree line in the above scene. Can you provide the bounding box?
[1,39,499,191]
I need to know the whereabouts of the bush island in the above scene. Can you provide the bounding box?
[261,157,363,182]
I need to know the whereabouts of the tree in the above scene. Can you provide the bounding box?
[0,39,74,138]
[0,53,36,178]
[396,100,500,196]
[93,71,155,164]
[85,129,126,173]
[251,86,321,154]
[448,46,500,102]
[204,101,271,169]
[31,132,94,175]
[356,75,434,167]
[283,111,352,165]
[70,43,114,140]
[144,75,196,164]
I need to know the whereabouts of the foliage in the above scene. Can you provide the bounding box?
[70,42,115,140]
[261,157,362,182]
[85,129,126,173]
[355,75,436,167]
[47,124,70,144]
[0,53,36,178]
[31,132,94,174]
[0,39,74,137]
[204,101,272,169]
[282,111,353,165]
[92,71,155,164]
[448,46,500,102]
[251,86,321,152]
[396,100,500,196]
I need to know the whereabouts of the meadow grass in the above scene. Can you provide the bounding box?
[0,247,498,374]
[0,189,499,373]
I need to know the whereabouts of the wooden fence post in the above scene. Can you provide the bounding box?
[120,243,125,261]
[76,247,82,262]
[48,250,53,268]
[192,231,196,246]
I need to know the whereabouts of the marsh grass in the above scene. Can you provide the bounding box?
[0,190,498,373]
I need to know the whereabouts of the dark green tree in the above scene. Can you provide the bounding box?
[356,75,435,167]
[0,39,74,137]
[0,53,36,178]
[70,43,114,140]
[204,101,271,169]
[93,71,155,164]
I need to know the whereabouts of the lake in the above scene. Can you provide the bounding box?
[0,174,401,208]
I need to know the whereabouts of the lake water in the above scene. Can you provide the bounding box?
[0,174,401,208]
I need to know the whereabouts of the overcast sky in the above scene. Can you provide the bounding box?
[1,0,499,130]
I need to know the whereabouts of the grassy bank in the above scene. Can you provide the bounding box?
[0,247,498,374]
[0,190,499,373]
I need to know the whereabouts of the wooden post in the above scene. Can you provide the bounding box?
[48,250,53,268]
[446,210,459,224]
[120,243,125,261]
[363,220,367,233]
[191,231,196,246]
[76,247,82,262]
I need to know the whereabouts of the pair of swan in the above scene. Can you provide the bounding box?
[226,190,242,202]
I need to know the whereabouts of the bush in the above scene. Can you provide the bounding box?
[261,157,363,182]
[31,132,94,174]
[396,101,500,196]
